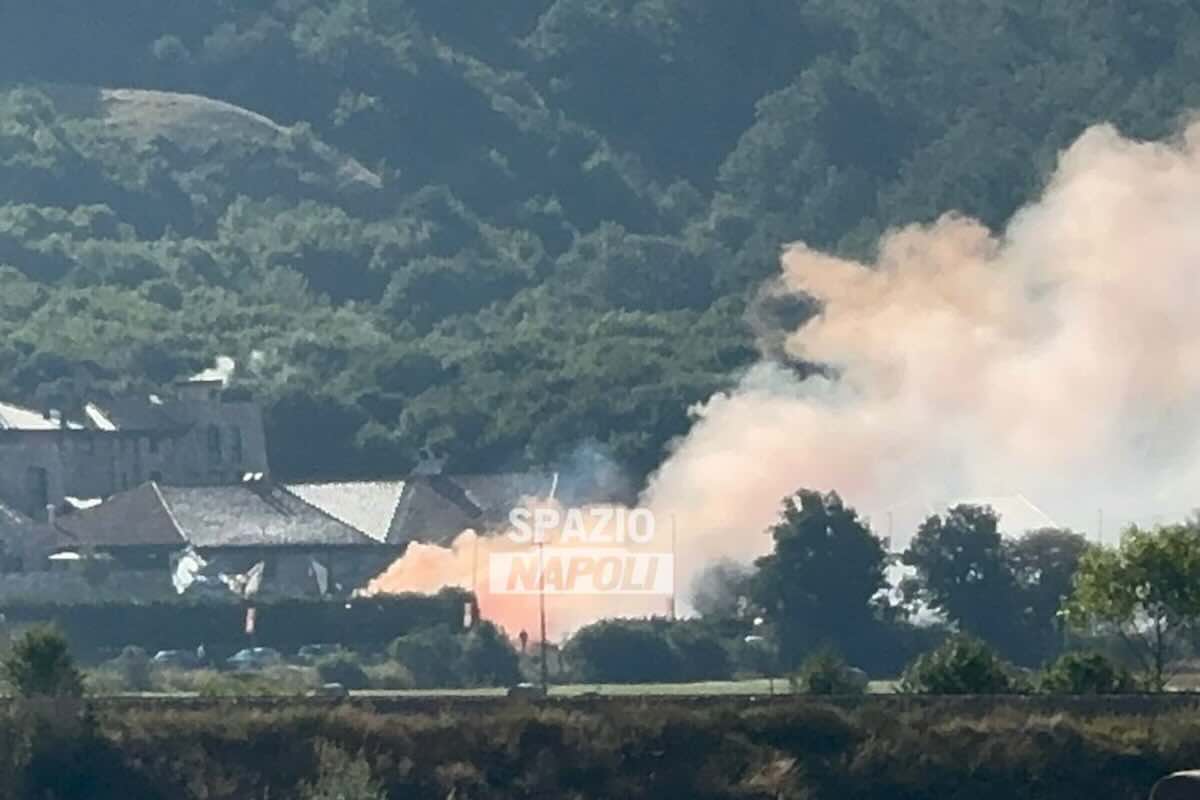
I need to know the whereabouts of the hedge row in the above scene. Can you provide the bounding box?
[0,589,470,660]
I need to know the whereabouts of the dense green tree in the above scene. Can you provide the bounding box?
[903,505,1026,659]
[1009,528,1090,659]
[752,490,889,669]
[2,625,84,698]
[2,0,1200,486]
[1067,522,1200,691]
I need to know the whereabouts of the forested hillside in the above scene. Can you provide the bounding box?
[2,0,1199,481]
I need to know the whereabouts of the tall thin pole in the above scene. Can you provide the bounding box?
[471,532,480,600]
[669,515,678,620]
[538,540,549,690]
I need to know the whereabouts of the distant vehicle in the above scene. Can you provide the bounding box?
[307,682,350,698]
[152,650,199,668]
[296,644,343,662]
[507,682,548,700]
[226,647,283,670]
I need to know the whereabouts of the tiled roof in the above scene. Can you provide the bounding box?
[285,481,407,542]
[0,500,71,562]
[284,473,556,547]
[0,402,76,431]
[0,499,33,539]
[84,397,184,432]
[158,484,381,548]
[58,482,384,550]
[55,483,188,548]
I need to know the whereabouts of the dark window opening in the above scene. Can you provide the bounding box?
[207,425,222,461]
[230,426,244,463]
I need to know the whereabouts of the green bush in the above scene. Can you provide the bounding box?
[459,622,521,687]
[364,661,415,690]
[1038,651,1136,694]
[564,620,681,684]
[112,646,152,692]
[388,625,465,688]
[900,635,1017,695]
[315,655,370,691]
[1,626,84,698]
[794,649,866,695]
[297,741,385,800]
[667,623,733,681]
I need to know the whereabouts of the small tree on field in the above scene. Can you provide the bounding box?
[900,635,1016,694]
[793,648,866,695]
[1067,522,1200,691]
[2,625,84,698]
[1038,652,1135,695]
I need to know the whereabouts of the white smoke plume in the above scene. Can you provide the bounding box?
[645,120,1200,567]
[375,119,1200,636]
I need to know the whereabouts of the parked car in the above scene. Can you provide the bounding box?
[296,644,343,662]
[152,649,199,669]
[226,647,283,670]
[506,682,548,700]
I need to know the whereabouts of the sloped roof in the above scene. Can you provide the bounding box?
[285,473,557,547]
[56,483,188,548]
[0,499,34,540]
[158,484,381,548]
[0,500,71,562]
[389,473,556,546]
[285,481,407,542]
[948,495,1059,534]
[0,401,82,430]
[59,482,384,550]
[84,397,184,432]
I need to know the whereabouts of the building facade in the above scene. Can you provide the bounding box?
[0,378,269,520]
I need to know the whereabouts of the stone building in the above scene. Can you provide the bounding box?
[55,480,398,598]
[0,376,269,520]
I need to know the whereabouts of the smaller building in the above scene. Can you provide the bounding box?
[286,472,559,547]
[55,480,399,598]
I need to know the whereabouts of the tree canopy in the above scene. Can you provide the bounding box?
[3,1,1200,481]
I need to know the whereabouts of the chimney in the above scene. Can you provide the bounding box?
[414,447,447,476]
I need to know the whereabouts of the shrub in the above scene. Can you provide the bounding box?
[900,635,1016,694]
[2,626,84,698]
[794,649,867,695]
[389,625,465,688]
[459,622,521,687]
[364,661,415,690]
[298,741,385,800]
[564,620,681,683]
[1038,651,1136,694]
[315,655,369,691]
[112,646,153,692]
[667,623,733,681]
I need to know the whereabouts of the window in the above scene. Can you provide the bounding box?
[230,426,244,463]
[149,437,159,455]
[207,425,223,462]
[149,471,163,483]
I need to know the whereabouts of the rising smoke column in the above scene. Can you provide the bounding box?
[644,120,1200,564]
[374,120,1200,636]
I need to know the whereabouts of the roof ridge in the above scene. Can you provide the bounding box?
[277,483,391,546]
[150,482,190,543]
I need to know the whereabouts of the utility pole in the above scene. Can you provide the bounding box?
[669,514,678,620]
[538,539,549,691]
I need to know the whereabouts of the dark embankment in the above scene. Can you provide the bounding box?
[1,698,1195,798]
